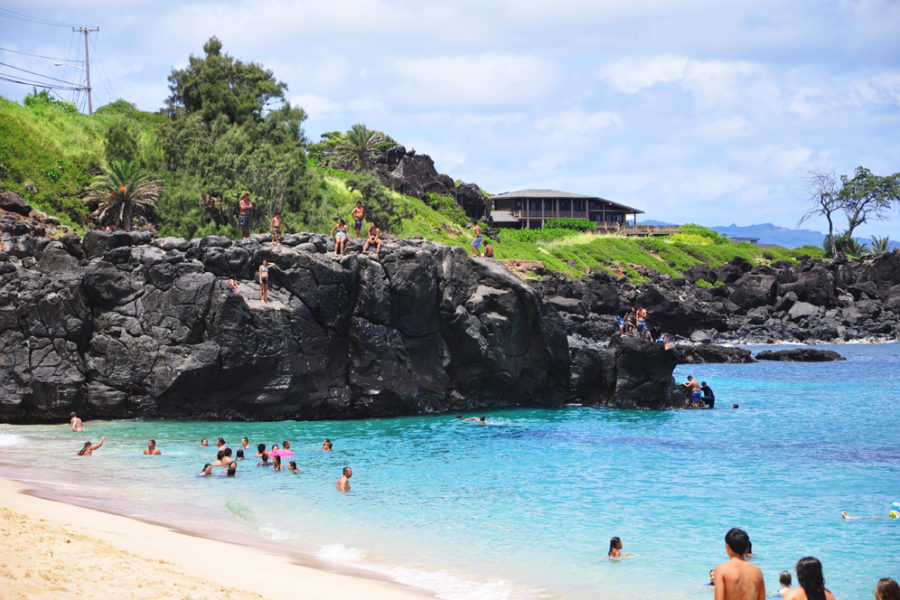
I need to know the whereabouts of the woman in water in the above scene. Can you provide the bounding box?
[272,455,283,472]
[288,461,299,473]
[200,438,208,447]
[784,557,836,600]
[225,463,237,477]
[330,218,349,255]
[876,578,900,600]
[608,536,631,558]
[198,464,213,477]
[76,437,105,456]
[235,449,245,460]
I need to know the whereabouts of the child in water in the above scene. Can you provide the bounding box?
[608,536,631,558]
[288,461,299,473]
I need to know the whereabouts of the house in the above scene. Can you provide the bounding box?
[490,189,644,231]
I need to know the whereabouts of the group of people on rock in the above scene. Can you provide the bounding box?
[616,305,663,342]
[330,201,382,256]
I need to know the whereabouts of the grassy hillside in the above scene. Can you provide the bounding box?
[0,94,823,281]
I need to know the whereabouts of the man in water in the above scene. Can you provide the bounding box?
[463,416,487,424]
[69,412,83,432]
[322,439,333,451]
[682,375,703,407]
[351,201,366,238]
[701,381,715,408]
[337,466,352,491]
[713,528,765,600]
[144,439,162,455]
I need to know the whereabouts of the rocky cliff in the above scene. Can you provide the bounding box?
[0,196,682,423]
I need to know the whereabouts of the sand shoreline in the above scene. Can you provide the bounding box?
[0,476,432,599]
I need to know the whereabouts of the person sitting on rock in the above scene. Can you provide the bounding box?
[484,242,494,258]
[362,223,382,254]
[330,218,349,255]
[701,381,716,409]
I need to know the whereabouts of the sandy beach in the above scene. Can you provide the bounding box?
[0,477,431,600]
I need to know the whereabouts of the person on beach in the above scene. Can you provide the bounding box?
[270,212,282,246]
[701,381,716,409]
[683,376,703,407]
[226,463,237,477]
[200,438,208,447]
[351,201,366,238]
[239,192,253,239]
[69,412,83,432]
[144,440,161,455]
[484,242,494,258]
[76,437,104,456]
[875,578,900,600]
[471,221,483,257]
[783,556,836,600]
[288,461,299,473]
[362,223,382,254]
[775,571,792,596]
[608,536,631,558]
[272,455,283,472]
[258,260,271,304]
[331,218,349,255]
[241,437,250,450]
[337,466,352,491]
[199,464,213,477]
[322,439,333,451]
[713,528,765,600]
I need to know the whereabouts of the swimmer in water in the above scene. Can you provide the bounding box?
[288,461,299,473]
[236,449,245,460]
[608,536,631,558]
[775,571,791,596]
[272,455,283,472]
[257,452,271,466]
[704,568,716,587]
[783,556,836,600]
[143,439,161,455]
[282,440,291,450]
[216,437,226,450]
[322,439,333,451]
[255,443,266,458]
[70,412,83,432]
[463,416,487,423]
[199,463,213,477]
[76,437,104,456]
[200,438,208,447]
[337,466,352,491]
[226,463,237,477]
[241,437,250,449]
[875,578,900,600]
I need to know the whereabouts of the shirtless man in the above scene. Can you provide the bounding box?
[714,528,765,600]
[144,439,162,455]
[470,221,483,257]
[350,201,366,238]
[362,223,382,253]
[337,466,352,491]
[636,306,648,340]
[270,212,282,246]
[70,412,83,432]
[682,375,703,407]
[322,439,333,451]
[238,193,253,240]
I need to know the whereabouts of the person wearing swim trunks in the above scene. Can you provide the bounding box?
[351,201,366,238]
[144,439,161,455]
[330,218,349,255]
[471,221,483,257]
[362,223,382,253]
[682,375,703,407]
[636,306,648,340]
[616,306,631,336]
[239,192,253,239]
[70,411,83,432]
[77,437,104,456]
[270,212,282,246]
[258,260,271,304]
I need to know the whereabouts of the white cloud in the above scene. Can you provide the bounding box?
[597,55,688,94]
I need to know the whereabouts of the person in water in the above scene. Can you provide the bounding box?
[226,463,237,477]
[337,466,352,491]
[713,528,765,600]
[258,259,271,304]
[200,438,208,447]
[257,452,271,466]
[608,536,631,558]
[288,461,299,473]
[216,438,226,450]
[330,218,349,255]
[144,439,161,455]
[701,381,716,408]
[255,443,267,457]
[322,439,333,451]
[235,449,245,460]
[282,440,291,451]
[272,455,283,472]
[783,557,836,600]
[463,416,486,423]
[199,464,213,477]
[77,437,104,456]
[875,578,900,600]
[70,412,83,432]
[704,569,716,587]
[683,375,703,407]
[241,437,250,449]
[775,571,792,596]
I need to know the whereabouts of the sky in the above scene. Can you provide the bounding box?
[2,0,899,238]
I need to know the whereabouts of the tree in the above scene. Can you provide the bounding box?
[346,171,407,231]
[86,161,162,230]
[799,169,841,257]
[335,124,383,171]
[837,166,900,243]
[869,235,890,254]
[104,119,138,163]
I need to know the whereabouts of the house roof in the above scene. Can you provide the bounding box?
[491,189,644,214]
[490,209,520,224]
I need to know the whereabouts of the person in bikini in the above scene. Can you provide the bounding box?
[350,202,366,238]
[270,212,282,246]
[258,260,271,304]
[362,223,382,253]
[330,219,349,255]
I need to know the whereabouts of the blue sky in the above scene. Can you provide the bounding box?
[2,0,899,238]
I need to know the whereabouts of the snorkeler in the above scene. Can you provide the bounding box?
[76,437,104,456]
[607,536,631,558]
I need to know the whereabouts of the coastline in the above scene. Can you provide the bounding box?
[0,476,432,600]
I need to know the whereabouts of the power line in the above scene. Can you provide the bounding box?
[0,46,83,63]
[0,60,80,86]
[0,7,81,28]
[0,73,82,91]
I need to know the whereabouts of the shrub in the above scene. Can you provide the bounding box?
[500,227,580,243]
[679,223,726,243]
[544,218,595,232]
[696,279,714,289]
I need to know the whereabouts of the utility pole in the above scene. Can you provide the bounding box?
[73,26,99,115]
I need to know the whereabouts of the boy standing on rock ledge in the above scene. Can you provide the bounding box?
[471,221,483,257]
[239,192,253,239]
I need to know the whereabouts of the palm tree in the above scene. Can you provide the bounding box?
[87,161,163,230]
[869,235,890,254]
[335,124,383,171]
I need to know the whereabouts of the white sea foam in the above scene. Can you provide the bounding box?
[317,543,368,561]
[0,432,25,446]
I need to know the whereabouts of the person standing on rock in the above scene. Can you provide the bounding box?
[70,412,83,432]
[270,212,282,246]
[258,260,271,304]
[471,221,483,257]
[239,193,253,239]
[636,306,649,340]
[351,201,366,238]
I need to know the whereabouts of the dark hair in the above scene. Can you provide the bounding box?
[70,412,76,418]
[261,452,269,462]
[701,381,708,387]
[343,466,351,476]
[236,449,244,459]
[282,440,289,448]
[216,450,225,460]
[224,447,232,457]
[339,218,345,225]
[78,441,91,455]
[724,528,750,556]
[202,463,211,470]
[226,463,237,476]
[217,437,225,446]
[289,461,297,470]
[241,437,248,443]
[201,438,207,444]
[608,536,622,556]
[779,571,792,587]
[273,455,282,467]
[795,556,826,600]
[876,578,900,600]
[257,443,266,453]
[149,439,156,445]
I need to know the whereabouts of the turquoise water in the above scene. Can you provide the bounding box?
[1,343,898,599]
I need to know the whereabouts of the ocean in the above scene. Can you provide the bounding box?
[1,343,898,599]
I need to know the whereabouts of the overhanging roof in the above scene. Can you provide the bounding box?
[491,189,644,214]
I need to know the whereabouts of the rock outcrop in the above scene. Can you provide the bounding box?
[676,344,755,364]
[755,349,845,362]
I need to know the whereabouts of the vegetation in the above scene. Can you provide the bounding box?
[86,160,162,230]
[543,218,595,231]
